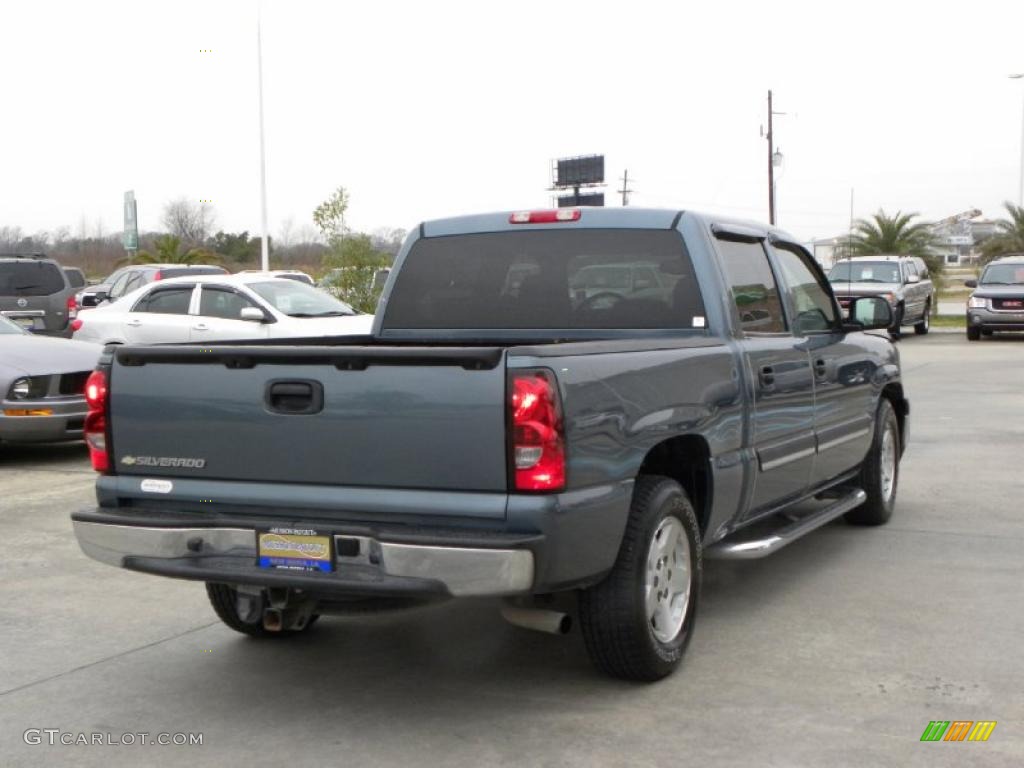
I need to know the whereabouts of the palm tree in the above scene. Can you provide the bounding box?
[845,210,939,256]
[979,202,1024,265]
[133,234,217,265]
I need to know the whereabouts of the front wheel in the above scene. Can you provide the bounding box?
[914,302,930,335]
[966,325,981,341]
[846,400,900,526]
[579,476,701,681]
[889,304,904,341]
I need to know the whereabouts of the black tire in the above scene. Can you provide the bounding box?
[888,304,904,341]
[205,583,319,637]
[579,476,702,682]
[966,325,981,341]
[914,302,930,335]
[846,400,900,526]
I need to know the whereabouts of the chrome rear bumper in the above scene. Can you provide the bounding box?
[72,520,535,597]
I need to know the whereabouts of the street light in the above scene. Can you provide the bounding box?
[1011,73,1024,207]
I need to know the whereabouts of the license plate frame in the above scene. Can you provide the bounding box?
[13,317,35,329]
[257,528,334,573]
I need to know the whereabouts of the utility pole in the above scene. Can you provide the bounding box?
[618,169,634,206]
[767,90,776,225]
[257,8,270,271]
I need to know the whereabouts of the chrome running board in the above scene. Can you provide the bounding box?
[705,489,867,560]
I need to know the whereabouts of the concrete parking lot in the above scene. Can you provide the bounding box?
[0,333,1021,767]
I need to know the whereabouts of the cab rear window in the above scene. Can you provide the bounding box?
[0,262,66,296]
[383,229,706,330]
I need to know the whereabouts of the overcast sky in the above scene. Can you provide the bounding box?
[2,0,1023,243]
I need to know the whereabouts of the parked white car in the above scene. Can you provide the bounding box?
[72,274,373,345]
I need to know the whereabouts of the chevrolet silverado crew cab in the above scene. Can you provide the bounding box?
[73,208,909,681]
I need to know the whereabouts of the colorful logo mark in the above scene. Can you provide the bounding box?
[920,721,996,742]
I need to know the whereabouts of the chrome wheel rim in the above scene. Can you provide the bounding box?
[645,516,691,644]
[880,425,897,502]
[923,307,930,329]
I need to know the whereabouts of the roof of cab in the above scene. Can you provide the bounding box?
[419,207,800,242]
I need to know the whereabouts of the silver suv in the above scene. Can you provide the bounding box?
[0,254,77,338]
[828,255,934,339]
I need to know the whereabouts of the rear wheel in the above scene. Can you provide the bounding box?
[966,325,981,341]
[846,400,900,526]
[914,302,930,335]
[579,476,701,681]
[206,583,319,637]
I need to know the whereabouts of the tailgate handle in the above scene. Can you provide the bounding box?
[266,380,323,415]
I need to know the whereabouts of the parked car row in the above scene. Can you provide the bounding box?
[72,274,372,345]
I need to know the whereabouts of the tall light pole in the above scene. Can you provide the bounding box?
[1012,74,1024,207]
[257,9,270,271]
[762,90,786,225]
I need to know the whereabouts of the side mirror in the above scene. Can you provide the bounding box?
[964,279,978,288]
[239,307,267,322]
[843,296,893,332]
[906,274,921,284]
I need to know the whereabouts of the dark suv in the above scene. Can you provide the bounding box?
[965,255,1024,340]
[0,254,78,337]
[81,263,228,307]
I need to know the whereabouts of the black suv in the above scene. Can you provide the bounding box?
[0,254,78,337]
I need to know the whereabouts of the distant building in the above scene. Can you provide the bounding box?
[806,237,845,269]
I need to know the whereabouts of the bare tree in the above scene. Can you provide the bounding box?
[277,216,295,249]
[162,198,215,245]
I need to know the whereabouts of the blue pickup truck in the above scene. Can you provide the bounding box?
[72,207,908,681]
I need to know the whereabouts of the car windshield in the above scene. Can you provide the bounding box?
[0,314,26,334]
[0,261,66,296]
[828,261,901,284]
[979,264,1024,285]
[248,280,356,317]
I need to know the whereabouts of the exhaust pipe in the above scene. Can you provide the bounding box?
[501,604,571,635]
[262,608,283,632]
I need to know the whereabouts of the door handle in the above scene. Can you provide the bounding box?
[125,319,142,327]
[758,365,775,388]
[192,323,209,331]
[265,380,324,415]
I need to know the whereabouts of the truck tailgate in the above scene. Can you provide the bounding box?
[108,345,509,492]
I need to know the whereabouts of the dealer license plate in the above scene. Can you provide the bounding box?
[257,528,333,572]
[14,317,35,328]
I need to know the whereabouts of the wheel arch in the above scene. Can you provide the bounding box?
[880,382,909,455]
[637,434,712,537]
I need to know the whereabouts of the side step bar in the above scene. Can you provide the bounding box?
[705,489,867,560]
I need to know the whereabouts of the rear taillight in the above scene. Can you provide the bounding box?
[153,270,163,280]
[67,294,78,319]
[70,318,83,333]
[509,209,581,224]
[84,369,109,472]
[510,370,565,492]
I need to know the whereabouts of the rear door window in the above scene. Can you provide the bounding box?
[0,261,66,296]
[133,285,195,314]
[383,229,706,330]
[714,237,787,334]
